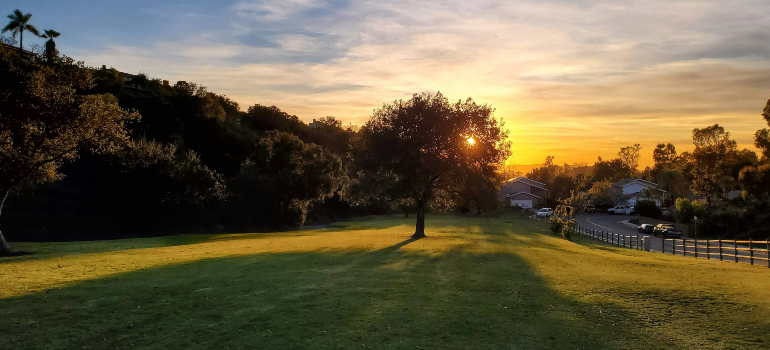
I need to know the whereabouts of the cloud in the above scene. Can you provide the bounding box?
[56,0,770,165]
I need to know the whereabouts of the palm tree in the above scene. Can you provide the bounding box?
[41,29,60,58]
[41,29,60,41]
[2,9,40,49]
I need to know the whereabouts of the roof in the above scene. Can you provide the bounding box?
[504,192,542,199]
[506,177,546,190]
[0,42,35,57]
[611,178,660,189]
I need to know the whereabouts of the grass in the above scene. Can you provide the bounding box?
[2,213,770,349]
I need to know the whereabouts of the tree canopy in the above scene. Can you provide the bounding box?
[355,92,510,237]
[0,46,139,252]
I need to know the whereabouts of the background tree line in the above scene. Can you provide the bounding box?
[523,113,770,239]
[0,44,509,249]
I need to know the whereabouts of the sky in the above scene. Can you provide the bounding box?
[5,0,770,167]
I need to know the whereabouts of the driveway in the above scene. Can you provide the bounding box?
[575,213,664,252]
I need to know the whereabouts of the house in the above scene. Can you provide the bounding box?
[1,42,35,58]
[499,177,547,209]
[611,178,666,206]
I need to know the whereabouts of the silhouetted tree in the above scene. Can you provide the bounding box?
[2,10,39,49]
[755,99,770,158]
[40,29,59,60]
[618,144,641,173]
[0,47,139,253]
[232,131,346,227]
[690,124,738,197]
[653,143,678,169]
[526,155,558,184]
[354,92,511,238]
[592,157,633,183]
[548,174,575,201]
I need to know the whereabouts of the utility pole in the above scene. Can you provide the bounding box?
[693,216,701,240]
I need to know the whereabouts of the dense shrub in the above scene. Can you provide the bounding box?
[635,200,661,218]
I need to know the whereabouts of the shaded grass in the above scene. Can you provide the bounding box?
[2,214,770,349]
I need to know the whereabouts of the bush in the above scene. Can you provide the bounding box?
[635,200,661,218]
[675,198,695,223]
[550,220,563,235]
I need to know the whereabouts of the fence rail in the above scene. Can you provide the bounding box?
[529,215,770,268]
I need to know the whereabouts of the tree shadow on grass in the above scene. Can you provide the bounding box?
[1,221,766,349]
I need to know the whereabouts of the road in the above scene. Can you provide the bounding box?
[575,213,664,252]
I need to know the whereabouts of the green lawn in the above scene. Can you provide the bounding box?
[2,213,769,349]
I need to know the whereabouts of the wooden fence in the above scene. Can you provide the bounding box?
[661,238,770,267]
[529,215,770,267]
[530,216,644,250]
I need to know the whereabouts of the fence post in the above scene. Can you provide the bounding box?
[706,240,710,260]
[683,239,686,257]
[661,238,665,254]
[734,239,738,263]
[719,239,722,261]
[750,239,754,265]
[694,239,698,258]
[767,241,769,268]
[706,239,711,260]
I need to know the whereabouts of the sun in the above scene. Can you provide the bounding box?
[467,137,476,145]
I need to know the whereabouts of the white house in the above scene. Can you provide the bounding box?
[611,178,666,206]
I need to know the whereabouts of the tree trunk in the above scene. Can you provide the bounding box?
[412,199,426,238]
[0,189,12,254]
[19,30,23,50]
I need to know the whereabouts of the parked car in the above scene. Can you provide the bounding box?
[584,205,596,213]
[637,224,655,234]
[608,205,636,215]
[536,208,553,217]
[653,224,683,238]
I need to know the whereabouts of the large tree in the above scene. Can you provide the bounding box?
[618,143,641,172]
[355,92,510,238]
[755,99,770,158]
[0,46,139,253]
[690,124,738,197]
[652,143,678,169]
[591,156,633,183]
[2,9,40,50]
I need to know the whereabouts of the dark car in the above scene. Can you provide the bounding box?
[637,224,654,234]
[653,224,683,238]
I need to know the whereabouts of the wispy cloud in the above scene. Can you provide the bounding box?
[14,0,770,165]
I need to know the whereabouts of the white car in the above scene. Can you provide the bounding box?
[536,208,553,217]
[608,205,635,215]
